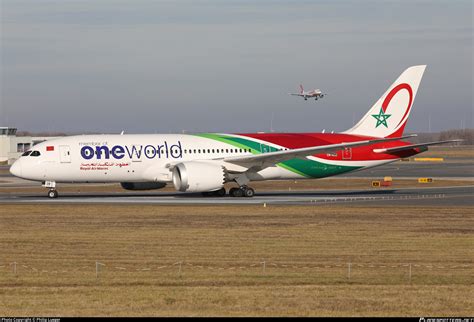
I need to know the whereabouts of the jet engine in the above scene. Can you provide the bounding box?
[120,182,167,190]
[172,161,225,192]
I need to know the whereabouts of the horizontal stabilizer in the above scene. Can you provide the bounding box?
[373,139,462,154]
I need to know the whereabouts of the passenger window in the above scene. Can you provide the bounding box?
[30,151,41,157]
[22,151,32,156]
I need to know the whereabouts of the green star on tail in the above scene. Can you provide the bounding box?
[372,108,392,128]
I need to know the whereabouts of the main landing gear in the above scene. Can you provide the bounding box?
[201,186,255,198]
[229,186,255,198]
[201,187,226,197]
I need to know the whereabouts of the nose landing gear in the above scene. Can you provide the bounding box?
[43,181,58,199]
[48,189,59,199]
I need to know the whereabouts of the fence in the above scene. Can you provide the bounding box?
[1,260,471,283]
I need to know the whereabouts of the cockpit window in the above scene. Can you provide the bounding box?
[30,151,41,157]
[22,151,32,156]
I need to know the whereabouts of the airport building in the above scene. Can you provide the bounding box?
[0,127,60,164]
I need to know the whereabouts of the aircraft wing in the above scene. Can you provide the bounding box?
[372,139,462,154]
[223,135,416,169]
[289,93,304,96]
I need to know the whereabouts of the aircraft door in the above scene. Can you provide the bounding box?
[260,143,271,153]
[342,147,352,160]
[59,145,71,163]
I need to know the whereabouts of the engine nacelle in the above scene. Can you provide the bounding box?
[172,161,225,192]
[120,182,167,191]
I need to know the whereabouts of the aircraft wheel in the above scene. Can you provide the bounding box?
[229,188,238,197]
[215,188,226,197]
[235,189,244,197]
[48,189,58,199]
[243,187,255,198]
[230,188,243,197]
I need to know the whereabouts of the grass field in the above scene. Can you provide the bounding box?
[419,145,473,159]
[0,204,472,316]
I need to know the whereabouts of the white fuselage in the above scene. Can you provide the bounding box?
[11,134,313,184]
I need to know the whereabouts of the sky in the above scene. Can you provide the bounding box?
[1,0,472,134]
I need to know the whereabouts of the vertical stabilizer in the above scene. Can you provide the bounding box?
[344,65,426,138]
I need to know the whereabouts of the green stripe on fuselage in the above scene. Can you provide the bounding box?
[196,133,261,154]
[195,133,361,178]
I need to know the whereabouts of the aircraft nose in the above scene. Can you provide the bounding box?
[9,159,22,177]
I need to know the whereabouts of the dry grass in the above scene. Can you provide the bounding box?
[0,204,472,316]
[417,145,473,159]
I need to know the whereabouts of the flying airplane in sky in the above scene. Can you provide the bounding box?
[289,84,325,100]
[10,65,460,198]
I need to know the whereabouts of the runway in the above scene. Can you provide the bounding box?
[1,185,472,206]
[1,160,473,206]
[345,161,473,178]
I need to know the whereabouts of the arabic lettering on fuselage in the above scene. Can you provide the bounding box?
[80,141,183,160]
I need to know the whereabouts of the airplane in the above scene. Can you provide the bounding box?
[289,84,325,100]
[10,65,461,199]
